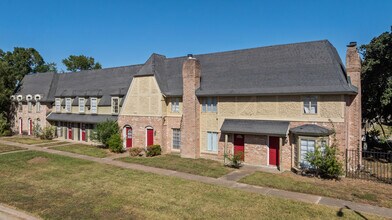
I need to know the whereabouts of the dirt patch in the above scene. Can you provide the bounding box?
[27,157,50,164]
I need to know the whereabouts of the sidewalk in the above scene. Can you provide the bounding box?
[1,139,392,219]
[0,203,41,220]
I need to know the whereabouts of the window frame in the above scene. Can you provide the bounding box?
[79,98,85,113]
[206,131,218,152]
[298,136,329,168]
[111,97,119,115]
[65,98,72,113]
[303,96,318,114]
[171,98,180,113]
[202,97,217,113]
[172,128,181,150]
[90,97,98,114]
[55,98,61,112]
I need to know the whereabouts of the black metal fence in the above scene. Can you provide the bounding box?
[346,149,392,184]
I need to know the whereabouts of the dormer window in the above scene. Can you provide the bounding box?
[171,98,180,113]
[303,96,317,114]
[111,97,119,114]
[55,98,61,112]
[65,98,72,113]
[79,98,85,113]
[91,97,97,114]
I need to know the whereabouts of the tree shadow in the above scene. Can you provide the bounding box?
[336,205,368,220]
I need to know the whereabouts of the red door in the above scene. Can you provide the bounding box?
[81,124,86,141]
[147,128,154,146]
[269,136,280,166]
[126,127,132,148]
[29,120,33,136]
[68,124,73,140]
[234,134,245,160]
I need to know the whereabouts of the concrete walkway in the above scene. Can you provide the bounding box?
[0,139,392,219]
[0,204,41,220]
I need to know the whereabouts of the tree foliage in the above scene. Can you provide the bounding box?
[62,55,102,72]
[0,47,55,133]
[361,30,392,130]
[90,120,119,147]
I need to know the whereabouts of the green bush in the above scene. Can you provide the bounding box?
[129,147,144,157]
[90,120,119,148]
[40,126,55,140]
[33,123,42,138]
[146,145,161,157]
[305,143,343,179]
[107,133,124,153]
[0,114,11,136]
[224,152,243,169]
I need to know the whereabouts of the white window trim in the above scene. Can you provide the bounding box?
[55,98,61,112]
[79,98,85,113]
[27,102,32,113]
[65,98,71,113]
[172,128,181,150]
[303,96,318,114]
[171,98,180,113]
[206,131,218,152]
[90,97,98,114]
[202,97,217,113]
[36,101,41,113]
[111,97,119,114]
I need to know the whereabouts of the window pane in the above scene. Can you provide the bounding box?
[212,132,218,151]
[207,98,212,112]
[212,98,217,112]
[207,132,212,151]
[172,129,181,149]
[202,99,207,112]
[91,98,97,113]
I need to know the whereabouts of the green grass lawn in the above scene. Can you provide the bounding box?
[0,151,381,219]
[35,141,70,147]
[3,136,55,145]
[118,154,233,178]
[51,144,110,158]
[0,144,25,153]
[240,171,392,209]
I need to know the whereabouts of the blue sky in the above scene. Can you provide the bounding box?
[1,0,391,71]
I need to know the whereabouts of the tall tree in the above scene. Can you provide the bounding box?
[62,55,102,72]
[0,47,54,133]
[360,30,392,137]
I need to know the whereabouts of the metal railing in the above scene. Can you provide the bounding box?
[346,149,392,184]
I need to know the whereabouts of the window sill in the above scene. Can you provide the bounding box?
[201,151,218,155]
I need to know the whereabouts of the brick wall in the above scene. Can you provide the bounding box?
[14,102,51,135]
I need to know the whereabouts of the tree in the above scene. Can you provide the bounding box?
[90,120,119,147]
[0,47,55,134]
[62,55,102,72]
[360,30,392,138]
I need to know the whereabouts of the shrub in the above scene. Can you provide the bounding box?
[107,133,124,153]
[0,114,11,136]
[90,120,119,148]
[33,123,42,138]
[40,126,55,140]
[305,143,343,179]
[146,145,161,157]
[129,147,144,157]
[224,152,243,169]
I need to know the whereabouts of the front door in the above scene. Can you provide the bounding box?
[234,134,245,160]
[29,119,32,136]
[68,123,73,140]
[126,127,132,148]
[147,128,154,146]
[269,136,280,166]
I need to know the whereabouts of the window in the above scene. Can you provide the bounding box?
[91,98,97,114]
[65,98,71,112]
[36,102,41,113]
[202,97,217,113]
[111,97,119,114]
[207,132,218,152]
[57,121,62,137]
[299,138,315,168]
[171,98,180,113]
[79,98,85,113]
[172,129,181,149]
[55,98,61,112]
[28,102,32,113]
[303,96,317,114]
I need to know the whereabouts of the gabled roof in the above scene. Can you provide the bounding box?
[145,40,357,97]
[15,72,57,102]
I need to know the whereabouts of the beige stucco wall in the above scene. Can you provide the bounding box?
[121,76,164,116]
[165,98,183,116]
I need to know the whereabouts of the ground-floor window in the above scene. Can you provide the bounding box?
[57,121,62,137]
[299,137,328,168]
[207,132,218,152]
[172,129,181,150]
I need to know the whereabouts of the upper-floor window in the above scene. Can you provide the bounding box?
[65,98,72,113]
[112,97,119,114]
[55,98,61,112]
[171,98,180,113]
[303,96,317,114]
[79,98,85,113]
[202,97,217,113]
[91,98,97,114]
[28,102,32,113]
[36,102,41,113]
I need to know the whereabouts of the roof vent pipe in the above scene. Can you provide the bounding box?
[347,42,357,47]
[187,54,195,59]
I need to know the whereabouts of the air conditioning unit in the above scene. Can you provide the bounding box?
[34,94,41,101]
[17,95,23,102]
[26,94,33,101]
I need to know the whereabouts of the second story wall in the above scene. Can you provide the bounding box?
[121,76,164,116]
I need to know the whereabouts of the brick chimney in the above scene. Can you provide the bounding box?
[180,55,201,158]
[346,42,362,150]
